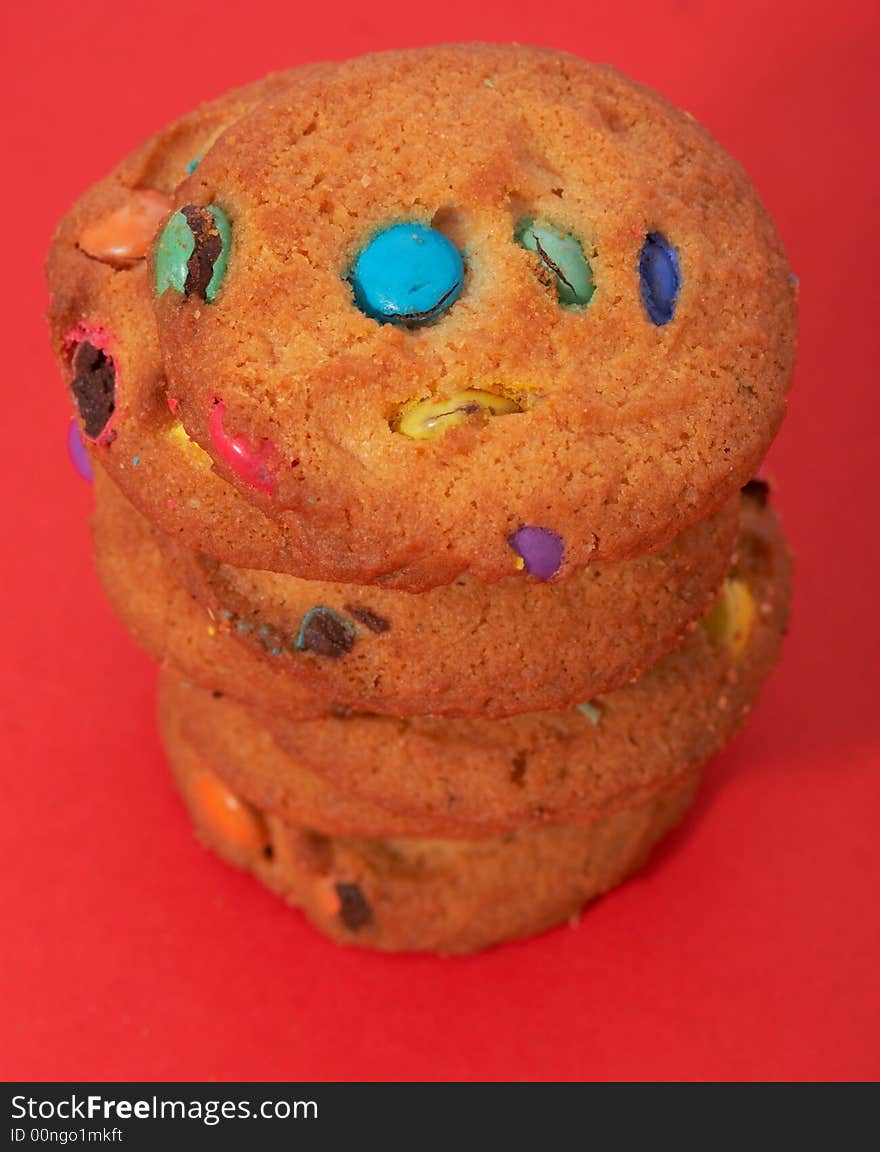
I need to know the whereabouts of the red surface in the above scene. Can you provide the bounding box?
[2,0,878,1083]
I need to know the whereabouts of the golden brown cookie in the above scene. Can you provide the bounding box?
[160,674,450,838]
[89,466,327,717]
[165,702,701,954]
[93,464,742,718]
[47,66,358,580]
[49,46,796,591]
[155,491,738,718]
[161,486,790,836]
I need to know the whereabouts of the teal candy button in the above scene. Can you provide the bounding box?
[155,210,193,295]
[155,204,231,302]
[202,206,231,301]
[348,222,464,325]
[515,219,594,308]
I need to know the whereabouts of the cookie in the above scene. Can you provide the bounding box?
[48,66,377,582]
[165,704,701,953]
[159,674,461,839]
[152,44,795,587]
[47,42,797,958]
[164,487,789,835]
[89,465,328,717]
[156,489,739,718]
[92,472,787,830]
[94,464,740,717]
[49,45,796,591]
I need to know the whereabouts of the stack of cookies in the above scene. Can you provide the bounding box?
[47,46,796,953]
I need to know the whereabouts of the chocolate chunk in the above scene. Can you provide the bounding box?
[295,607,356,659]
[343,604,390,633]
[70,341,116,440]
[335,883,372,931]
[181,205,223,299]
[510,751,527,786]
[742,477,770,506]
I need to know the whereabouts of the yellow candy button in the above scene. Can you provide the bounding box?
[166,420,212,468]
[394,389,522,440]
[704,577,756,658]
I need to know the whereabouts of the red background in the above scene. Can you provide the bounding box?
[2,0,878,1082]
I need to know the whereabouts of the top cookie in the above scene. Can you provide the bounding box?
[52,44,797,589]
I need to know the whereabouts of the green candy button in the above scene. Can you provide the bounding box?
[155,204,231,302]
[515,218,594,308]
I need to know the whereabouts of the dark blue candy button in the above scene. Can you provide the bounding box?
[348,223,464,326]
[639,232,680,326]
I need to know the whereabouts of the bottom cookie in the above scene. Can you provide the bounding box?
[163,698,700,954]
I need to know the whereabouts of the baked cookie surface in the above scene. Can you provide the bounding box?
[156,490,739,717]
[49,44,796,590]
[262,486,791,830]
[165,701,700,954]
[47,67,359,581]
[93,465,740,717]
[150,487,787,836]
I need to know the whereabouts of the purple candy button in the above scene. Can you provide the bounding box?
[508,525,564,579]
[67,418,93,482]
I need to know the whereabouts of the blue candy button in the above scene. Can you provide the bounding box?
[639,232,681,326]
[348,223,464,325]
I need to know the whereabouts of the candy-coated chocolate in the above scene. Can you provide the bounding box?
[576,700,602,725]
[191,769,268,852]
[704,577,756,657]
[155,203,231,302]
[67,418,93,482]
[208,398,275,493]
[295,607,357,659]
[348,222,464,325]
[508,525,564,580]
[395,388,521,439]
[639,232,680,325]
[165,419,213,468]
[78,189,172,269]
[515,219,594,307]
[155,211,196,295]
[316,880,343,919]
[67,331,116,442]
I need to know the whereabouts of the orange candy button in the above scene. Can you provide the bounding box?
[191,770,268,853]
[316,880,343,920]
[78,189,172,268]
